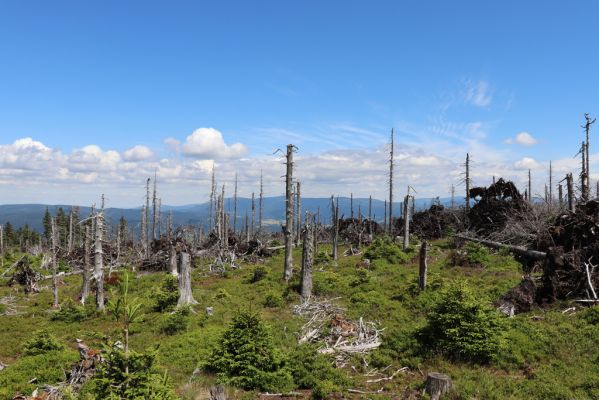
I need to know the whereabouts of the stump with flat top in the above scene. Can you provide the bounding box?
[425,372,452,400]
[209,385,227,400]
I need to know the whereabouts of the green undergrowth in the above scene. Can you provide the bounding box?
[0,238,598,399]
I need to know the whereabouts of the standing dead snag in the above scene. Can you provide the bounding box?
[259,169,264,231]
[51,217,59,308]
[583,113,595,197]
[296,181,302,247]
[145,177,151,258]
[94,200,105,311]
[300,214,314,300]
[251,192,255,237]
[152,170,157,240]
[418,240,428,291]
[283,144,295,281]
[331,195,339,261]
[566,173,575,212]
[389,128,394,235]
[465,153,471,212]
[177,251,198,306]
[403,190,412,250]
[169,244,178,276]
[233,172,238,234]
[80,225,91,304]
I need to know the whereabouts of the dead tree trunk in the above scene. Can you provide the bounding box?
[455,234,547,261]
[418,240,428,291]
[209,167,216,232]
[251,192,255,237]
[259,170,264,231]
[582,141,589,202]
[331,195,339,261]
[528,169,532,203]
[169,244,178,276]
[296,182,302,247]
[245,210,249,243]
[177,251,198,306]
[283,144,295,281]
[209,386,227,400]
[80,225,91,304]
[566,173,575,213]
[300,215,313,300]
[368,195,372,235]
[51,217,59,308]
[389,128,394,235]
[549,160,553,206]
[465,153,471,211]
[152,171,157,240]
[584,113,595,198]
[68,207,74,253]
[350,192,354,220]
[384,199,387,232]
[94,207,105,311]
[233,173,238,234]
[403,194,410,250]
[145,178,151,258]
[558,184,563,208]
[425,373,452,400]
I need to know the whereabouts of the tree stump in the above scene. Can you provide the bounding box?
[209,385,227,400]
[425,372,452,400]
[418,240,428,291]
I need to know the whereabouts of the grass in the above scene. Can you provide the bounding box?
[0,239,598,399]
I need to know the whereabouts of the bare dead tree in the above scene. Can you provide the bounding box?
[94,197,105,311]
[583,113,595,193]
[300,214,314,301]
[210,166,216,232]
[177,251,198,307]
[251,192,255,237]
[350,192,354,220]
[283,144,295,281]
[450,184,455,209]
[581,141,589,202]
[152,170,157,240]
[157,198,162,237]
[384,199,387,232]
[296,182,302,247]
[566,173,575,212]
[233,172,238,234]
[331,195,339,261]
[51,217,59,308]
[549,160,553,206]
[245,209,249,243]
[389,128,394,235]
[558,184,563,208]
[259,169,264,231]
[464,153,471,211]
[140,205,146,258]
[145,177,150,257]
[80,224,91,304]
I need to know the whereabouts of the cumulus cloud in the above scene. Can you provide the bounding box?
[123,145,154,161]
[514,157,540,170]
[505,132,539,146]
[182,128,248,159]
[464,79,492,107]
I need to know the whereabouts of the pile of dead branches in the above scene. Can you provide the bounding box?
[539,200,599,302]
[337,218,380,247]
[7,256,42,293]
[0,295,24,316]
[410,204,462,240]
[468,178,530,236]
[293,298,382,367]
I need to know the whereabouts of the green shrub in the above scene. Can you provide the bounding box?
[161,306,191,335]
[213,288,231,301]
[451,242,491,267]
[23,329,64,355]
[313,271,346,296]
[153,275,179,312]
[0,303,6,315]
[51,298,87,322]
[314,251,332,265]
[418,282,505,362]
[364,237,410,264]
[251,265,268,283]
[287,344,348,398]
[263,291,284,308]
[350,269,370,287]
[84,343,177,399]
[580,306,599,325]
[205,310,293,392]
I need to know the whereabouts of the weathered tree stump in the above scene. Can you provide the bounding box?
[418,240,428,291]
[425,372,452,400]
[209,385,227,400]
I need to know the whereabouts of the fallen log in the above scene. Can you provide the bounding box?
[455,234,546,261]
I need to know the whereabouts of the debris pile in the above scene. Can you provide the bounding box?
[468,178,529,236]
[539,200,599,301]
[7,256,42,293]
[410,204,462,240]
[337,218,380,246]
[293,298,382,367]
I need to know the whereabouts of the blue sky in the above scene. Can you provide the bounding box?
[0,1,598,206]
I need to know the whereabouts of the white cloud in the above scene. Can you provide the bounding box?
[514,157,540,170]
[123,145,153,161]
[464,79,492,107]
[164,137,180,151]
[505,132,539,146]
[182,128,248,159]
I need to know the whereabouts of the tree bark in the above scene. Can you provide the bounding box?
[455,234,546,261]
[331,195,338,261]
[94,210,105,310]
[51,217,59,308]
[80,225,91,304]
[177,251,198,306]
[233,173,238,234]
[418,240,428,291]
[209,385,227,400]
[425,372,452,400]
[296,182,302,247]
[300,215,313,300]
[403,194,410,250]
[389,128,394,234]
[169,244,178,276]
[566,173,575,212]
[283,144,295,281]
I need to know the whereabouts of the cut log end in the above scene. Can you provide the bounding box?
[425,372,452,400]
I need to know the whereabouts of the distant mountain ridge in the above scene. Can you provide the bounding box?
[0,196,464,233]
